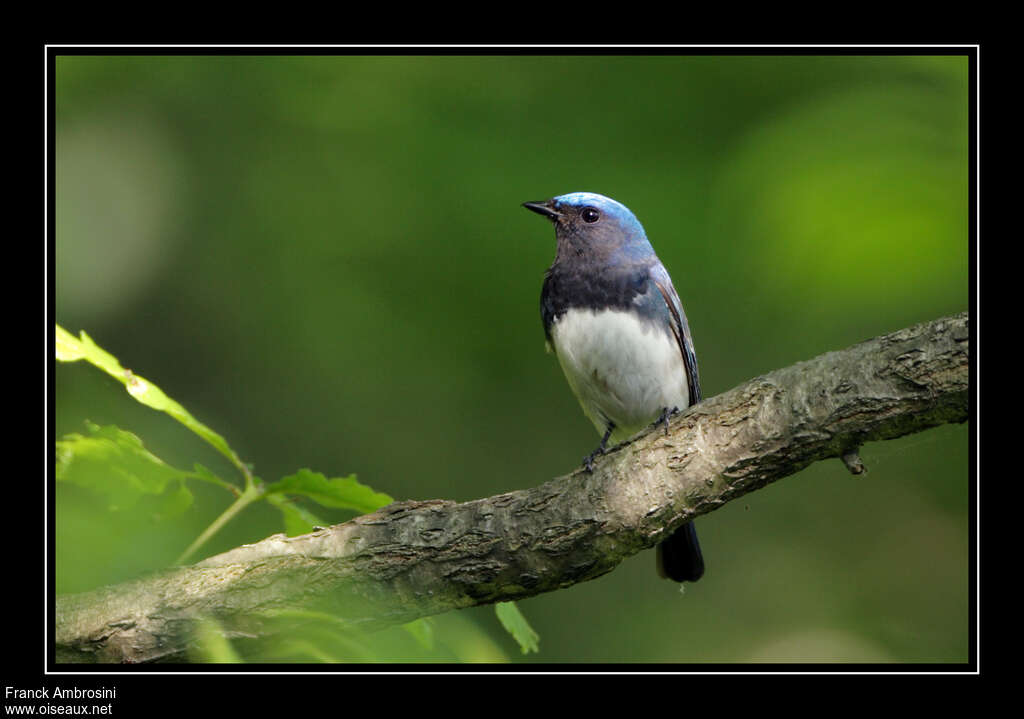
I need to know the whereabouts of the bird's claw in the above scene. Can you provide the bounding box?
[582,422,615,473]
[653,406,679,436]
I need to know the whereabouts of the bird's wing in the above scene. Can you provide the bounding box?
[651,267,701,405]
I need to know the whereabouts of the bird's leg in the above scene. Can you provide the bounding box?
[653,406,679,436]
[583,422,616,473]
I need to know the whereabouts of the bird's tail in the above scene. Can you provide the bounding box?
[656,522,705,582]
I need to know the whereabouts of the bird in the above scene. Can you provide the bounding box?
[523,191,705,583]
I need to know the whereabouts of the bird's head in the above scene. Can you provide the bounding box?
[523,192,653,263]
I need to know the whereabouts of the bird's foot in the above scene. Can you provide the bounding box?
[581,449,601,473]
[582,422,616,473]
[653,406,680,436]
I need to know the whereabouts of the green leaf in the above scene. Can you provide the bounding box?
[189,617,242,663]
[495,601,540,655]
[56,422,191,511]
[55,324,86,361]
[149,480,194,521]
[265,493,328,537]
[264,469,393,514]
[402,618,436,651]
[189,463,238,493]
[55,324,249,478]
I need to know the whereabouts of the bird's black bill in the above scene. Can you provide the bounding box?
[522,200,562,220]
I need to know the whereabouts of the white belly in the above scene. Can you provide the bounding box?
[550,307,690,442]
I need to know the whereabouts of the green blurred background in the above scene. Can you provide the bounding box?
[54,53,971,663]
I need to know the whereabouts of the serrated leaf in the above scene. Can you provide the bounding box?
[55,324,248,477]
[190,463,238,493]
[56,423,191,511]
[123,371,237,464]
[495,601,540,655]
[149,480,194,521]
[265,469,393,514]
[55,324,86,361]
[266,493,327,537]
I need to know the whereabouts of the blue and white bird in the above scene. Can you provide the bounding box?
[524,191,705,582]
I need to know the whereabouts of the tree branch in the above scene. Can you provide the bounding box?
[55,312,969,663]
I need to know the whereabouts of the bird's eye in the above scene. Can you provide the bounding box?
[581,207,600,223]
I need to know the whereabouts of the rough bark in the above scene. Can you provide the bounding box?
[55,312,969,663]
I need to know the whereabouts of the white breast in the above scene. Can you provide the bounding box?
[550,307,690,442]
